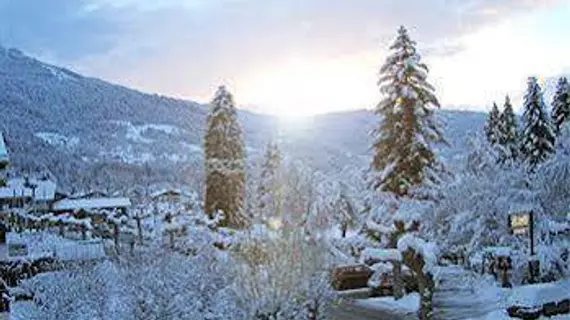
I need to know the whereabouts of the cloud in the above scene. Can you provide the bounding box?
[0,0,127,60]
[0,0,565,106]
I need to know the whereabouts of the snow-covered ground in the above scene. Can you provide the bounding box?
[346,265,570,319]
[354,293,419,315]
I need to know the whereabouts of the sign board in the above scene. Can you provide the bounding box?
[509,212,531,235]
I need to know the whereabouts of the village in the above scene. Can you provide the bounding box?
[0,131,204,312]
[2,9,570,316]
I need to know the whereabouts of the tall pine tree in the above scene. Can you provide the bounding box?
[204,86,247,228]
[371,26,446,198]
[520,77,555,171]
[256,142,282,224]
[498,95,518,163]
[551,77,570,136]
[485,102,501,145]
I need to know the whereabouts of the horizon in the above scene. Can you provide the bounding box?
[2,0,570,116]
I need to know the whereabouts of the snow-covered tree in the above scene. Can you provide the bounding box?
[498,95,519,164]
[520,77,555,171]
[256,142,283,224]
[232,229,335,319]
[204,86,248,228]
[537,124,570,216]
[551,77,570,136]
[370,26,446,199]
[485,102,501,145]
[281,161,317,228]
[332,184,358,238]
[428,151,536,281]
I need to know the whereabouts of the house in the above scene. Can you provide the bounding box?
[150,188,198,210]
[0,133,8,170]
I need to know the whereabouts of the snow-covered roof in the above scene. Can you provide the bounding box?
[68,190,109,199]
[151,188,181,198]
[0,132,8,164]
[52,197,131,211]
[150,188,196,200]
[483,246,512,256]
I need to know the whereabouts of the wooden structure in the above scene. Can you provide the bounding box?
[331,264,372,291]
[362,248,405,298]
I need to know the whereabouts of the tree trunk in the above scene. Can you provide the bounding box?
[169,231,175,249]
[341,223,347,238]
[417,272,435,320]
[393,261,404,299]
[136,216,143,245]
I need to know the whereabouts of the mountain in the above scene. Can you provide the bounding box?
[0,46,487,193]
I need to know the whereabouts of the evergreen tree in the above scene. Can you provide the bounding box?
[257,142,283,224]
[485,102,501,145]
[520,77,555,171]
[498,95,519,163]
[371,26,446,198]
[551,77,570,136]
[204,86,247,228]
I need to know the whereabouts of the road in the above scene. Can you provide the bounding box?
[432,266,506,320]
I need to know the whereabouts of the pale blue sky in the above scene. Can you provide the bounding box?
[1,0,569,116]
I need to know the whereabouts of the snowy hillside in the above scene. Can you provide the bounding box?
[0,45,486,192]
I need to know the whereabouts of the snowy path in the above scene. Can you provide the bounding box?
[432,265,507,320]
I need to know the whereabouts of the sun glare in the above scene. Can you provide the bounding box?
[241,53,378,118]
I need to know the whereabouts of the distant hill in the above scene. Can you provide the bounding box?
[0,45,487,193]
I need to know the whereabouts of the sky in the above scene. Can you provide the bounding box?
[1,0,569,117]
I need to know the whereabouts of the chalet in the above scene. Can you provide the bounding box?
[0,132,8,170]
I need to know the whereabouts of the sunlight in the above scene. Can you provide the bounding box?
[240,53,378,118]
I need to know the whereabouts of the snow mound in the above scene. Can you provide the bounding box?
[362,248,402,262]
[355,292,420,314]
[508,279,570,308]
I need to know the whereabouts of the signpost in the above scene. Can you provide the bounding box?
[509,210,539,283]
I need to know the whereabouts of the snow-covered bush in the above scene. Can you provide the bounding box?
[21,246,244,320]
[231,228,336,319]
